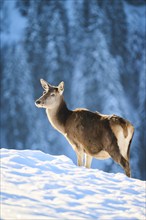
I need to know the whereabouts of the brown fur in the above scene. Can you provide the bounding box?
[35,80,134,177]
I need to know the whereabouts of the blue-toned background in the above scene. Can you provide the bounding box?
[0,0,145,180]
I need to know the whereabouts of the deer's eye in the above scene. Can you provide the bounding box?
[43,91,46,95]
[50,93,55,97]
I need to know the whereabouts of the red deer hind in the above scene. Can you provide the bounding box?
[35,79,134,177]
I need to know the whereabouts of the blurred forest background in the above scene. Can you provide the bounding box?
[0,0,145,180]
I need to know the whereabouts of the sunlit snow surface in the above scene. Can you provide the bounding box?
[1,149,145,220]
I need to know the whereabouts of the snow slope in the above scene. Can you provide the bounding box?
[1,149,145,220]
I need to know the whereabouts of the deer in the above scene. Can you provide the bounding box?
[35,79,134,177]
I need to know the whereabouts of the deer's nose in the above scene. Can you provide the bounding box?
[36,100,41,105]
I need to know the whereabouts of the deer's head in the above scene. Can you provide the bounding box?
[35,79,64,109]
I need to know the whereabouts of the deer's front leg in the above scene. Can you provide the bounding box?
[76,151,84,167]
[85,154,92,168]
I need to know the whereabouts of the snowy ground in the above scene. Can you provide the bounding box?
[1,149,145,220]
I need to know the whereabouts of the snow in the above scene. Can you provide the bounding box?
[1,148,145,220]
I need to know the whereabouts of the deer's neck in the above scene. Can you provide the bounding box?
[46,98,72,134]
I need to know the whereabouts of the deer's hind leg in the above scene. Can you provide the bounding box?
[106,142,131,177]
[120,156,131,177]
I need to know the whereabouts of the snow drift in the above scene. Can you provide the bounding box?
[1,148,145,220]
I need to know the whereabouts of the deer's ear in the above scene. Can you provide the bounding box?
[40,79,50,91]
[58,81,64,95]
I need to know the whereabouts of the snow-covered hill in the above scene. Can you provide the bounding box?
[1,149,145,220]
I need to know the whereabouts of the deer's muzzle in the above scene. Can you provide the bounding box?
[35,100,41,105]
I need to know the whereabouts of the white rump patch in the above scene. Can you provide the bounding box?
[113,125,134,160]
